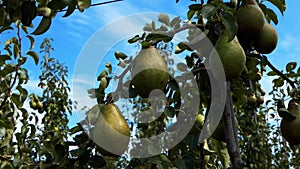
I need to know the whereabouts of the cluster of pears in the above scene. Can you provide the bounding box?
[237,0,278,54]
[280,99,300,146]
[29,94,44,113]
[131,46,170,98]
[91,104,130,157]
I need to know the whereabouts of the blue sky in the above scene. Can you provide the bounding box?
[1,0,299,127]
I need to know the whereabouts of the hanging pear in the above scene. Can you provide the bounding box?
[209,33,246,81]
[131,47,170,98]
[237,0,265,37]
[280,100,300,146]
[92,104,130,156]
[254,23,278,54]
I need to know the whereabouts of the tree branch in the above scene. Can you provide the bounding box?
[249,53,296,89]
[223,82,244,169]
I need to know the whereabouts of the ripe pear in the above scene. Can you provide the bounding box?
[209,33,246,80]
[280,100,300,145]
[254,23,278,54]
[237,0,265,37]
[93,104,130,156]
[131,47,170,98]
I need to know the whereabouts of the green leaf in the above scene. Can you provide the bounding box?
[0,26,14,34]
[63,0,77,17]
[286,62,297,72]
[0,54,11,64]
[158,13,170,26]
[266,0,286,15]
[88,155,106,168]
[201,4,216,18]
[187,10,195,20]
[267,71,277,76]
[221,12,238,42]
[189,4,202,11]
[36,7,52,17]
[143,23,153,32]
[114,51,128,60]
[266,8,278,25]
[128,35,140,43]
[26,51,39,65]
[0,129,13,148]
[164,107,176,118]
[273,78,284,87]
[32,17,52,35]
[278,108,296,121]
[170,16,181,28]
[106,62,112,74]
[26,35,35,50]
[78,0,91,11]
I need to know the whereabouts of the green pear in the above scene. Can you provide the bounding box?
[93,104,130,156]
[209,33,246,80]
[254,23,278,54]
[280,100,300,145]
[237,0,265,37]
[131,47,170,98]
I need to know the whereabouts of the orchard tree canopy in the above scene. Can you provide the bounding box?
[1,0,300,169]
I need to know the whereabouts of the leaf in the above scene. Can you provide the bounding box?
[267,71,277,76]
[143,23,153,32]
[170,16,181,28]
[32,17,51,35]
[189,4,202,11]
[63,0,77,17]
[36,7,52,17]
[88,155,106,168]
[128,35,140,43]
[187,10,195,20]
[114,51,128,60]
[0,129,13,148]
[201,4,216,18]
[26,51,39,65]
[158,13,170,26]
[164,107,176,118]
[106,62,112,74]
[278,108,296,121]
[273,78,284,87]
[286,62,297,72]
[221,12,238,42]
[266,0,286,15]
[26,35,35,50]
[0,54,11,64]
[266,8,278,25]
[77,0,91,11]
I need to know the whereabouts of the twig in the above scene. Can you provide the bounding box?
[223,82,244,169]
[249,53,296,89]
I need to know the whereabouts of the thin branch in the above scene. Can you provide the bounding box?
[58,0,124,12]
[249,53,296,89]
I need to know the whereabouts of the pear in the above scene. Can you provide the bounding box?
[254,23,278,54]
[237,0,265,37]
[280,100,300,146]
[131,47,170,98]
[93,104,130,156]
[209,33,246,80]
